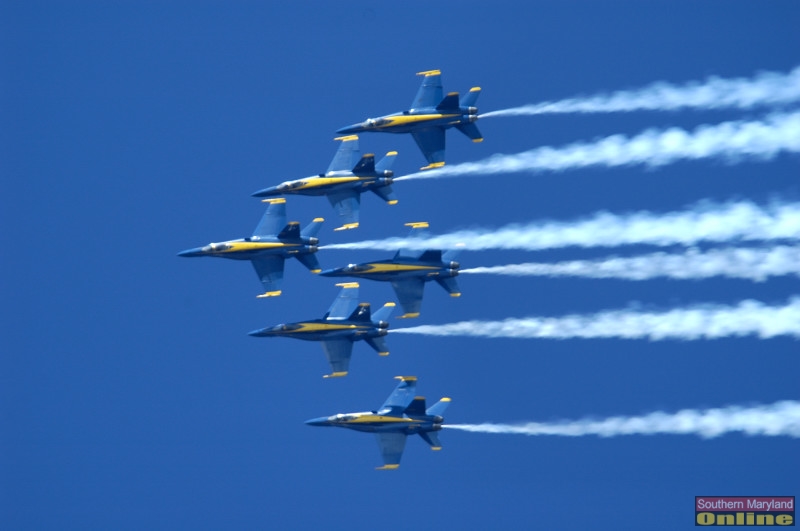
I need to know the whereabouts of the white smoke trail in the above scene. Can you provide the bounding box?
[480,66,800,117]
[461,246,800,282]
[395,112,800,181]
[323,201,800,252]
[445,401,800,439]
[392,297,800,340]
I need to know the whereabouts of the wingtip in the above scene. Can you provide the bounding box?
[394,375,418,382]
[376,464,400,470]
[335,282,360,288]
[420,162,445,171]
[312,217,325,222]
[416,69,441,77]
[256,290,282,298]
[261,198,286,204]
[387,200,398,205]
[333,135,359,142]
[404,221,429,229]
[323,371,348,379]
[450,292,462,298]
[334,222,359,231]
[310,269,321,274]
[398,312,420,319]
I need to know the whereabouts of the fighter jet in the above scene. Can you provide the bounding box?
[319,222,461,318]
[251,135,398,231]
[305,376,451,470]
[336,70,482,170]
[178,198,323,298]
[248,282,395,378]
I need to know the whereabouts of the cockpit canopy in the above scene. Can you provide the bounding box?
[364,118,390,128]
[278,180,305,190]
[344,263,372,272]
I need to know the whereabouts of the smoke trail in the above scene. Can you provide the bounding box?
[395,112,800,182]
[461,246,800,282]
[445,401,800,439]
[323,201,800,252]
[392,297,800,340]
[481,66,800,118]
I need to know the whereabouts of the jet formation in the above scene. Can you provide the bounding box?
[306,376,450,469]
[181,70,475,468]
[337,69,482,169]
[320,222,461,318]
[248,282,396,378]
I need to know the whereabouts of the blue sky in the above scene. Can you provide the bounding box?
[2,2,798,529]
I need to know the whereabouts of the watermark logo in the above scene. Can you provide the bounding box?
[696,497,795,526]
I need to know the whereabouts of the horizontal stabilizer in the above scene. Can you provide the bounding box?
[435,276,461,297]
[419,431,442,450]
[277,222,301,240]
[294,252,321,273]
[301,218,324,238]
[436,92,460,111]
[371,302,396,324]
[375,151,398,173]
[352,154,376,175]
[370,184,397,204]
[426,397,451,417]
[365,336,389,357]
[460,87,481,107]
[455,122,483,142]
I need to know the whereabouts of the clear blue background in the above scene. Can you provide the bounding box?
[2,2,797,529]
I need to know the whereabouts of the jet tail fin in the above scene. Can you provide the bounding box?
[419,431,443,450]
[436,92,461,111]
[352,153,376,175]
[456,122,483,142]
[460,87,481,107]
[426,397,451,417]
[301,217,324,239]
[375,151,398,173]
[404,396,427,417]
[347,302,372,322]
[277,222,301,240]
[371,302,396,323]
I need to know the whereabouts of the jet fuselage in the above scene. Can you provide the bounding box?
[305,412,443,435]
[178,236,318,261]
[252,174,394,199]
[338,109,477,136]
[249,318,388,342]
[321,259,459,282]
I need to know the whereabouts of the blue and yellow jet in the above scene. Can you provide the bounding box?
[251,135,398,231]
[305,376,451,470]
[248,282,395,378]
[320,222,461,318]
[178,198,323,298]
[336,70,482,170]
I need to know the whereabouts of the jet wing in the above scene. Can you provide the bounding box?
[375,432,407,470]
[253,199,287,237]
[325,283,360,320]
[327,190,361,229]
[391,278,426,318]
[320,339,353,377]
[251,255,285,296]
[410,128,446,167]
[411,70,443,110]
[327,135,360,173]
[379,376,417,415]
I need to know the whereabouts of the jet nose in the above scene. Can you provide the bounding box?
[336,123,363,134]
[248,327,271,337]
[305,416,330,427]
[318,268,341,277]
[251,186,277,198]
[177,247,204,257]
